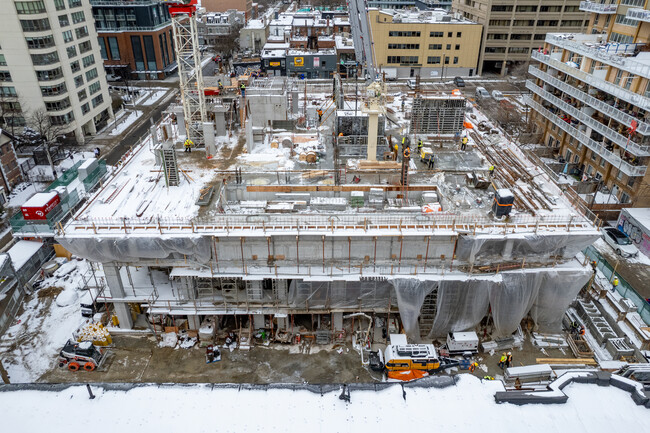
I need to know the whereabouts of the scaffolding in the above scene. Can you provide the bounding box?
[410,96,466,135]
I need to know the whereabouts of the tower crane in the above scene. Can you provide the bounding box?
[163,1,208,154]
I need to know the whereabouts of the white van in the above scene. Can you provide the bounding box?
[407,78,417,89]
[475,87,490,100]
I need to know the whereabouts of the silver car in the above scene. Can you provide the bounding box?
[602,227,639,258]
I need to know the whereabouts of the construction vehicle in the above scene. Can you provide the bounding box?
[58,339,106,372]
[419,146,434,164]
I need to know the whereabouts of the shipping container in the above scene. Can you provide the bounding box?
[21,191,60,220]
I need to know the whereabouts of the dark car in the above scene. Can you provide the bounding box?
[454,76,465,87]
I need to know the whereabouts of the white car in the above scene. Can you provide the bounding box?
[106,74,121,82]
[601,227,639,258]
[491,90,504,101]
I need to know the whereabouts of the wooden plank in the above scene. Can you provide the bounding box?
[536,358,597,365]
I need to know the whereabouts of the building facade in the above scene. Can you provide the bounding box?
[0,0,113,143]
[202,0,252,21]
[368,9,482,79]
[528,1,650,211]
[452,0,589,75]
[0,130,23,197]
[91,0,175,80]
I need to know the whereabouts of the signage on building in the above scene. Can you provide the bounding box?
[294,57,304,67]
[270,61,280,67]
[314,56,320,68]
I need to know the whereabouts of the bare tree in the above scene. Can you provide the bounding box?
[27,108,64,178]
[212,22,244,58]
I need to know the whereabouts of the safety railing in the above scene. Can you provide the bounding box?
[626,7,650,23]
[524,94,647,177]
[526,79,649,159]
[579,1,618,14]
[531,50,650,117]
[528,64,650,142]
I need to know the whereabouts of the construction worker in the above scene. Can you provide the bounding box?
[489,165,495,177]
[579,325,586,336]
[498,352,507,369]
[218,80,223,90]
[317,109,323,122]
[240,83,246,97]
[483,376,494,381]
[417,139,423,151]
[590,260,597,271]
[403,147,411,159]
[612,277,619,292]
[506,352,513,368]
[184,138,193,153]
[338,132,344,137]
[427,154,435,170]
[469,362,479,373]
[401,136,406,149]
[461,136,468,151]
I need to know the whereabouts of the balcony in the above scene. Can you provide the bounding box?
[626,8,650,23]
[531,50,650,116]
[546,33,650,80]
[525,96,647,177]
[528,65,650,147]
[579,1,617,14]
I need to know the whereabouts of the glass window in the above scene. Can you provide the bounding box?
[36,67,63,81]
[81,102,90,115]
[79,40,92,54]
[427,56,441,64]
[0,87,17,97]
[0,54,6,66]
[77,89,87,101]
[70,60,80,72]
[85,68,97,81]
[40,82,67,96]
[143,35,157,71]
[71,11,85,24]
[59,15,69,27]
[15,1,46,14]
[25,35,55,49]
[55,0,65,10]
[92,94,104,108]
[31,51,60,65]
[98,38,108,60]
[20,18,51,31]
[74,74,83,88]
[63,30,73,43]
[68,0,82,7]
[66,46,77,58]
[75,26,89,39]
[131,36,145,70]
[82,54,95,68]
[89,81,101,95]
[45,97,71,112]
[453,57,458,64]
[0,71,12,82]
[108,37,120,60]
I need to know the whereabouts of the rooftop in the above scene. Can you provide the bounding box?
[372,8,477,25]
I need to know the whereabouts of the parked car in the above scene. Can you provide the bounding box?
[453,76,465,87]
[407,78,417,89]
[601,227,639,258]
[491,90,505,101]
[475,87,490,100]
[105,74,121,82]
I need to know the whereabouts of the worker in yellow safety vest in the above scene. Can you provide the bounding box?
[461,136,468,151]
[489,165,495,177]
[612,277,619,292]
[184,138,193,153]
[317,109,323,122]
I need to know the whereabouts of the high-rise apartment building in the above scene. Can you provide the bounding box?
[91,0,176,80]
[453,0,589,75]
[528,1,650,212]
[0,0,113,143]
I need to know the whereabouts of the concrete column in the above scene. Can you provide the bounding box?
[187,315,201,330]
[502,239,514,260]
[175,109,186,136]
[214,106,227,136]
[203,121,216,157]
[103,263,133,329]
[333,312,343,330]
[86,119,97,135]
[74,126,84,144]
[276,315,287,330]
[181,276,196,300]
[253,314,265,329]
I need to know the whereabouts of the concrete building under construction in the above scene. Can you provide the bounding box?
[56,76,600,345]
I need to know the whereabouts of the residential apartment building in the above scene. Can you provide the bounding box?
[527,1,650,211]
[202,0,252,21]
[453,0,589,75]
[0,0,113,143]
[91,0,175,80]
[0,130,23,199]
[198,10,245,47]
[368,8,482,79]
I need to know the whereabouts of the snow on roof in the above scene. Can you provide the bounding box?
[622,208,650,227]
[7,240,43,270]
[449,331,478,341]
[78,158,97,171]
[22,191,58,208]
[0,253,8,271]
[497,189,514,199]
[245,19,266,29]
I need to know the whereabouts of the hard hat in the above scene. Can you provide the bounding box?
[507,352,512,355]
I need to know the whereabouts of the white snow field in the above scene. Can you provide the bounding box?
[0,376,647,432]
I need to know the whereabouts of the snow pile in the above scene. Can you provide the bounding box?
[53,260,77,277]
[55,289,78,307]
[0,376,648,432]
[158,332,178,348]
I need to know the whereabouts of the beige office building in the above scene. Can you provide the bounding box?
[453,0,589,75]
[369,8,482,79]
[0,0,113,143]
[527,1,650,212]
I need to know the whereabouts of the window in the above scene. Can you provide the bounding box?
[0,54,5,66]
[89,81,101,95]
[68,0,82,7]
[388,31,421,37]
[55,0,65,10]
[50,112,74,125]
[455,44,460,50]
[74,74,83,88]
[70,60,80,73]
[447,32,452,37]
[610,32,634,44]
[98,38,108,60]
[444,57,449,65]
[615,14,636,27]
[0,71,11,82]
[429,44,442,50]
[453,57,458,64]
[456,32,462,38]
[25,35,55,49]
[63,30,73,43]
[92,94,104,108]
[516,5,537,12]
[430,31,443,37]
[75,26,89,39]
[621,0,645,5]
[108,37,120,60]
[81,102,90,115]
[85,68,98,81]
[427,56,441,64]
[513,20,535,27]
[485,47,506,53]
[386,56,419,64]
[15,1,46,14]
[627,177,635,187]
[564,6,580,12]
[487,34,508,40]
[82,54,95,68]
[66,46,77,59]
[131,36,145,70]
[614,69,623,85]
[31,51,60,65]
[510,34,531,41]
[534,34,546,40]
[491,5,513,12]
[562,20,585,27]
[77,89,87,101]
[388,44,420,49]
[508,47,529,54]
[59,15,69,27]
[144,35,157,71]
[36,67,63,81]
[0,87,17,97]
[40,82,67,97]
[537,20,559,26]
[71,11,85,24]
[79,40,92,54]
[45,97,71,112]
[540,6,561,12]
[446,44,451,50]
[489,20,510,26]
[20,18,51,31]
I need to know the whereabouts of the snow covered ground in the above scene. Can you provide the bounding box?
[109,110,143,136]
[0,376,647,432]
[138,89,168,106]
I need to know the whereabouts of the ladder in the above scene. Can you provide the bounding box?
[161,147,179,186]
[419,287,438,339]
[221,278,239,303]
[246,280,263,303]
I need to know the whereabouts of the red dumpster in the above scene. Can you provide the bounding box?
[21,191,60,220]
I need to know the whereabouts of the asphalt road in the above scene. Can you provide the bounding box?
[103,95,176,166]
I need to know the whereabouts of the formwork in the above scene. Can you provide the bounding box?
[410,96,466,135]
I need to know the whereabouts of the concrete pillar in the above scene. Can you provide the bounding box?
[253,314,265,329]
[214,105,227,136]
[74,126,84,144]
[175,109,186,136]
[203,121,216,157]
[502,239,514,260]
[103,264,133,329]
[366,112,378,161]
[333,312,343,330]
[245,116,254,148]
[276,315,287,330]
[187,315,201,330]
[181,276,196,300]
[87,119,97,135]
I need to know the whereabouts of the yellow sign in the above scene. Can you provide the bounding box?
[270,61,280,67]
[294,57,304,67]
